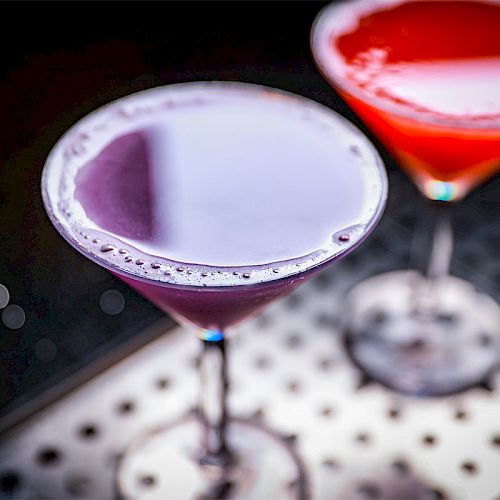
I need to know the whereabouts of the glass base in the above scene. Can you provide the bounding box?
[342,270,500,397]
[116,415,308,499]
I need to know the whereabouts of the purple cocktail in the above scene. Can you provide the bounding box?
[42,82,387,498]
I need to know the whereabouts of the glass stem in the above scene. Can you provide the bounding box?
[199,334,232,468]
[425,202,454,280]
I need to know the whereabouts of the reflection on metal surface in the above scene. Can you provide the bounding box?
[1,177,499,499]
[1,265,500,498]
[344,270,500,396]
[116,417,308,500]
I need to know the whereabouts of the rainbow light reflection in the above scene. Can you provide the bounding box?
[424,180,459,201]
[200,329,224,342]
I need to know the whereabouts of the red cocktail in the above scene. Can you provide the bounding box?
[314,0,500,200]
[312,0,500,396]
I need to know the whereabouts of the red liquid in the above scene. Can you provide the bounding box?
[313,0,500,200]
[44,85,386,331]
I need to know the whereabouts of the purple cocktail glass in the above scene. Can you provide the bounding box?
[41,82,387,499]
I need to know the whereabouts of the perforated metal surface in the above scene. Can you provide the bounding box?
[1,174,500,500]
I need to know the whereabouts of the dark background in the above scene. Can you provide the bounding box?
[0,0,337,418]
[0,1,498,421]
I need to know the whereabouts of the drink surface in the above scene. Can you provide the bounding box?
[312,0,500,200]
[42,84,386,329]
[43,83,385,288]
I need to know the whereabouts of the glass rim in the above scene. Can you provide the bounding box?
[310,0,500,131]
[41,80,388,290]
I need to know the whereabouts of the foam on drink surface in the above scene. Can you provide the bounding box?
[314,0,500,123]
[43,84,385,287]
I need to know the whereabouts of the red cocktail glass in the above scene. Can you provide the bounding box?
[312,0,500,396]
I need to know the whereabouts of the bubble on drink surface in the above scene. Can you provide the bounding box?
[135,259,145,266]
[350,145,361,156]
[243,273,251,279]
[125,256,133,262]
[2,305,26,330]
[92,238,101,244]
[119,249,129,255]
[71,143,86,156]
[201,273,209,277]
[339,234,350,242]
[0,284,9,309]
[151,262,161,269]
[177,267,185,273]
[100,244,116,253]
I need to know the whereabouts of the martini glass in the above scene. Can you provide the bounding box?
[312,0,500,396]
[41,82,387,499]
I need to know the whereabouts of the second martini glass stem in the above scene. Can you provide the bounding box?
[425,202,454,280]
[199,335,232,468]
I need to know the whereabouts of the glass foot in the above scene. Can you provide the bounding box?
[116,415,308,499]
[342,270,500,396]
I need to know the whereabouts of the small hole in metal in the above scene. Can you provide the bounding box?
[0,471,21,493]
[37,447,62,466]
[322,458,340,469]
[387,407,401,420]
[429,488,448,499]
[406,338,427,351]
[318,358,335,371]
[156,378,171,390]
[252,408,265,420]
[391,459,410,474]
[460,461,478,475]
[422,434,438,447]
[191,356,201,369]
[357,481,381,499]
[369,310,387,325]
[139,475,157,488]
[316,313,338,328]
[285,334,302,349]
[355,432,371,445]
[491,434,500,448]
[454,409,468,421]
[435,312,457,325]
[320,406,334,418]
[478,332,492,347]
[79,424,99,440]
[287,380,301,393]
[255,356,271,370]
[65,475,91,497]
[118,401,135,415]
[107,451,124,466]
[422,434,437,446]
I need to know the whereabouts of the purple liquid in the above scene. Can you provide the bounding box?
[44,84,386,331]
